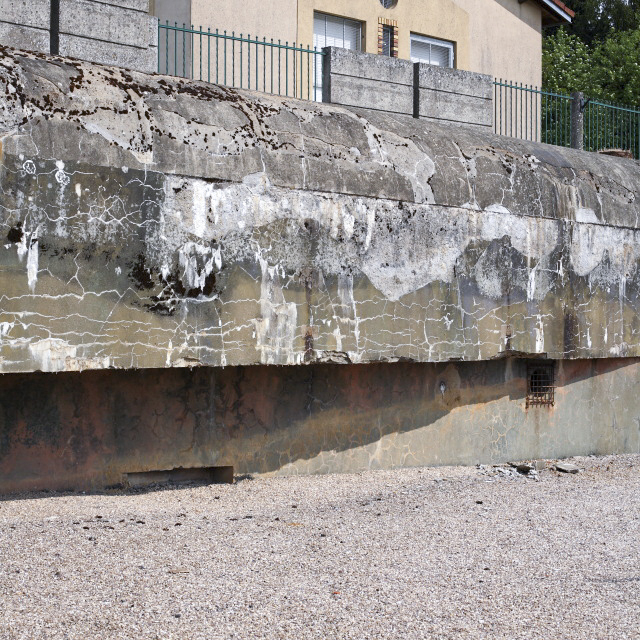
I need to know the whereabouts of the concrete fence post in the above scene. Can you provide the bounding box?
[571,91,584,151]
[321,46,333,103]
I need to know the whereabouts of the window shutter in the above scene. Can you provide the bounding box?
[429,43,452,67]
[313,13,361,51]
[410,34,453,68]
[313,13,363,101]
[410,39,431,64]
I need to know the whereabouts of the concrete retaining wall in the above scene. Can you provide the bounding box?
[2,48,640,491]
[416,63,492,129]
[0,0,158,73]
[322,46,493,129]
[0,357,638,492]
[322,47,414,118]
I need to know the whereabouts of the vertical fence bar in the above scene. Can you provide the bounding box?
[307,48,310,100]
[164,20,169,75]
[181,24,186,78]
[499,80,502,135]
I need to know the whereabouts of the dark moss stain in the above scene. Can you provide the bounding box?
[6,223,23,244]
[128,253,155,290]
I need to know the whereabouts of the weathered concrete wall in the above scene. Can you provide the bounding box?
[59,0,158,73]
[2,47,640,375]
[0,0,158,73]
[416,63,492,129]
[0,357,638,493]
[1,48,640,492]
[0,0,51,54]
[322,48,415,118]
[322,47,493,128]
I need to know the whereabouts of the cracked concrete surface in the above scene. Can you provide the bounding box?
[2,46,640,373]
[1,47,640,490]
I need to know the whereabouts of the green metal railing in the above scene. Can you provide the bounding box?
[494,80,572,146]
[494,80,640,159]
[583,99,640,159]
[158,23,325,101]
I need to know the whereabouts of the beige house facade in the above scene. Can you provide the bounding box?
[170,0,573,88]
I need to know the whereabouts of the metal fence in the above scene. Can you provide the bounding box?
[583,99,640,158]
[155,26,640,159]
[157,23,324,101]
[494,80,640,159]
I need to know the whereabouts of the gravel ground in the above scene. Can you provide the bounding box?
[0,455,638,640]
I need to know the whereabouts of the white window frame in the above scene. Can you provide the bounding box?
[410,33,455,68]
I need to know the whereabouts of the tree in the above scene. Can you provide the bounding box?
[548,0,640,45]
[542,28,600,95]
[592,28,640,103]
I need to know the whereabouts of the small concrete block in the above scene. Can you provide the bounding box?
[555,462,580,474]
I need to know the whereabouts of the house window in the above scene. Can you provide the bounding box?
[410,33,454,68]
[378,18,398,57]
[526,362,555,408]
[381,25,393,56]
[313,12,363,100]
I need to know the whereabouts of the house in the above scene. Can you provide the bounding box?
[151,0,574,89]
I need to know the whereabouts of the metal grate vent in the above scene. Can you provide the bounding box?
[527,362,555,408]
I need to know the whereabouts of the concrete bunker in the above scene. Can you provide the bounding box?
[1,46,640,492]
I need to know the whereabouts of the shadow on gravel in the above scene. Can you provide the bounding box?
[0,476,244,503]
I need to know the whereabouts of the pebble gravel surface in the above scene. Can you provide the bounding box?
[0,454,638,639]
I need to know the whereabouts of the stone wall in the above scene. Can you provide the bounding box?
[322,46,493,129]
[0,0,158,73]
[321,48,414,118]
[0,0,51,54]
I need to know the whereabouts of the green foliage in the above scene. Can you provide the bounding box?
[551,0,640,45]
[592,27,640,103]
[542,29,599,95]
[543,1,640,106]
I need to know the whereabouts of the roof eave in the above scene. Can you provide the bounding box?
[535,0,574,24]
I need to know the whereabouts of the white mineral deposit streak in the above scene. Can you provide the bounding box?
[191,181,209,237]
[535,315,544,353]
[527,263,537,302]
[26,228,39,292]
[178,242,215,291]
[54,160,70,187]
[255,256,298,365]
[28,338,77,373]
